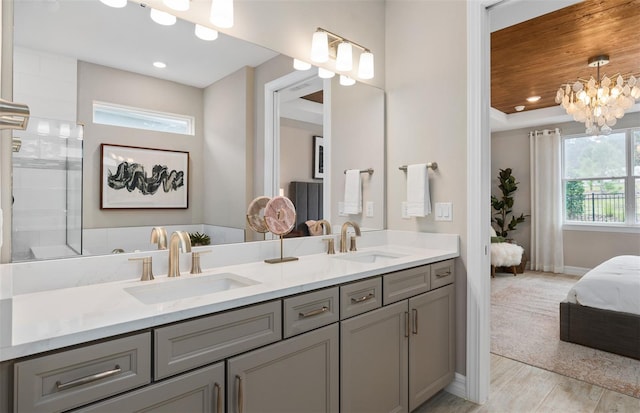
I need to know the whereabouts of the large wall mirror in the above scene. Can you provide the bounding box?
[3,0,385,263]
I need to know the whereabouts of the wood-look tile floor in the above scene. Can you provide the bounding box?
[415,354,640,412]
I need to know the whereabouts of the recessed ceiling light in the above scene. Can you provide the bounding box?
[526,96,541,103]
[514,105,525,112]
[153,61,167,69]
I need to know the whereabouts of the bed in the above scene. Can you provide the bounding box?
[559,255,640,360]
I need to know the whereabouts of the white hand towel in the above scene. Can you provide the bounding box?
[406,163,431,217]
[343,169,362,214]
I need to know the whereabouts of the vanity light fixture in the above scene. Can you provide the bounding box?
[318,67,335,79]
[153,61,167,68]
[99,0,127,8]
[150,8,176,25]
[195,24,219,41]
[293,59,312,71]
[210,0,234,28]
[163,0,190,12]
[0,98,30,130]
[339,75,356,86]
[310,28,374,80]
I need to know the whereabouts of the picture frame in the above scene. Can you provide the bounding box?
[100,143,189,209]
[313,135,324,179]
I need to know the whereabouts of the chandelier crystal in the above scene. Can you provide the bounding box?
[555,55,639,135]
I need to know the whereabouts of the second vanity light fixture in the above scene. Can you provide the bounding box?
[310,27,375,80]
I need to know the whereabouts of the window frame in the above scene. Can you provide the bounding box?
[92,101,195,136]
[561,127,640,231]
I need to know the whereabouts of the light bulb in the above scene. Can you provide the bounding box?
[150,8,176,25]
[293,59,311,71]
[99,0,127,8]
[210,0,233,28]
[339,75,355,86]
[318,67,335,79]
[163,0,189,11]
[336,42,353,71]
[195,24,218,41]
[358,51,374,80]
[311,31,329,63]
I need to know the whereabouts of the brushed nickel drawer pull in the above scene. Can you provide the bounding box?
[436,270,452,277]
[236,375,244,413]
[351,293,374,304]
[55,365,122,391]
[412,309,418,334]
[299,306,329,318]
[214,382,222,413]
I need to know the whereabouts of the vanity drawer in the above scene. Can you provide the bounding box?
[283,287,339,338]
[431,259,455,289]
[155,300,281,380]
[14,332,151,413]
[340,277,382,319]
[383,264,431,305]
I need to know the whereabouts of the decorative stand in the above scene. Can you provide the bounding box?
[246,195,298,264]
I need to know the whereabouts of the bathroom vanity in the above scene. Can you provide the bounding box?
[0,231,458,412]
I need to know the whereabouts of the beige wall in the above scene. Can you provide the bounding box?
[77,61,204,229]
[492,111,640,269]
[203,66,254,229]
[279,118,322,198]
[385,0,468,374]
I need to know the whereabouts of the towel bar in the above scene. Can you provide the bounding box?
[398,162,438,171]
[343,168,374,175]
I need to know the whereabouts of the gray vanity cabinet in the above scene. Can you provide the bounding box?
[75,362,224,413]
[342,261,456,413]
[408,283,456,411]
[227,323,339,413]
[341,300,409,413]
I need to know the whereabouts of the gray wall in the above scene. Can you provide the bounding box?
[491,111,640,269]
[78,61,204,229]
[279,118,322,199]
[203,66,254,230]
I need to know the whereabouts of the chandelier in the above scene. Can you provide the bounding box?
[555,55,639,135]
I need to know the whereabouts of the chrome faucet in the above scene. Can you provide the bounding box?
[340,221,361,253]
[168,231,192,277]
[151,226,168,250]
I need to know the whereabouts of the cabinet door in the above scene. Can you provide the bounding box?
[408,284,455,411]
[341,301,409,413]
[228,323,339,413]
[76,362,224,413]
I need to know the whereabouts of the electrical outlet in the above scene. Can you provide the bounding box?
[401,202,409,219]
[366,201,374,217]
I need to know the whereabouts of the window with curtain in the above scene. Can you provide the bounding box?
[562,128,640,226]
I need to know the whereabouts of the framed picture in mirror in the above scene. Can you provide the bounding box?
[313,135,324,179]
[100,144,189,209]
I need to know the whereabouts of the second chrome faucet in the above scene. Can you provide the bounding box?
[168,231,191,277]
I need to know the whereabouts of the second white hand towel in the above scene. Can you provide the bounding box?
[344,169,362,214]
[407,163,431,217]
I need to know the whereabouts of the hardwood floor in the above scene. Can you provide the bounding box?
[415,354,640,412]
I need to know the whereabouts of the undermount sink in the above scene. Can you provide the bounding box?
[125,273,259,305]
[335,251,406,264]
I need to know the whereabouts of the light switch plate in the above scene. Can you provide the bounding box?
[366,201,374,217]
[435,202,453,221]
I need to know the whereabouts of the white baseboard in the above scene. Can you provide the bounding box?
[445,372,467,399]
[563,266,590,276]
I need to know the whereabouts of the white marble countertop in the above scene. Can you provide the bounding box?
[0,231,459,361]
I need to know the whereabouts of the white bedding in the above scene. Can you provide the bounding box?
[566,255,640,316]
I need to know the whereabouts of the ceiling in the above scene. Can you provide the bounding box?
[491,0,640,115]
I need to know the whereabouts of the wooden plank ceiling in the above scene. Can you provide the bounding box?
[491,0,640,114]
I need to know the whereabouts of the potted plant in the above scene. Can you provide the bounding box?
[491,168,528,273]
[189,232,211,246]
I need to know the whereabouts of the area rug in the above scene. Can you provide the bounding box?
[491,271,640,399]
